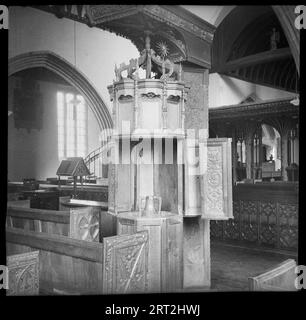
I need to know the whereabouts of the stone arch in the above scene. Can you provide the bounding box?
[9,51,113,131]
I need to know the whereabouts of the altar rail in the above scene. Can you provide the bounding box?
[210,183,298,253]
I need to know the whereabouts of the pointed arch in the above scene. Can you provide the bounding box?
[9,51,113,131]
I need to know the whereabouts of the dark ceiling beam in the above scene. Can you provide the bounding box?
[222,70,296,93]
[217,47,291,74]
[272,5,300,74]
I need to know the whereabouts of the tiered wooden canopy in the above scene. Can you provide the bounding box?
[31,5,216,68]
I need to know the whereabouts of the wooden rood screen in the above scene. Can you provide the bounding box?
[6,227,148,295]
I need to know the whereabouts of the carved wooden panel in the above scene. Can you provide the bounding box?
[240,200,258,242]
[7,251,39,295]
[259,202,277,247]
[102,231,148,294]
[211,198,298,253]
[201,138,233,220]
[117,212,183,293]
[69,207,99,242]
[278,203,298,250]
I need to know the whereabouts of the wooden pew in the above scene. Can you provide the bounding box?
[6,206,70,236]
[248,259,297,291]
[7,199,30,208]
[7,202,116,241]
[6,227,149,295]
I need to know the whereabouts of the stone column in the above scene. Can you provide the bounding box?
[182,66,210,288]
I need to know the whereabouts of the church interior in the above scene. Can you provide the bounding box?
[6,5,299,294]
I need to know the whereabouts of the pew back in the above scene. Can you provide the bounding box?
[7,227,104,294]
[6,227,149,295]
[7,206,70,236]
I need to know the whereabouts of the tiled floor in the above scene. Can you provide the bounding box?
[210,242,296,291]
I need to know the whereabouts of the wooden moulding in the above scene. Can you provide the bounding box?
[7,206,70,224]
[6,227,103,263]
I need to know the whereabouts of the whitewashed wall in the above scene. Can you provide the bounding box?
[9,6,139,110]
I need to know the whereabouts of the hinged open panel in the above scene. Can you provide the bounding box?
[201,138,233,220]
[184,138,233,219]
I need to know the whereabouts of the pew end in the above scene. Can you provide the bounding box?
[248,259,298,291]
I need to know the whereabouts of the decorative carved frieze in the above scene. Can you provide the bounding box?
[141,92,161,100]
[143,5,214,43]
[86,5,139,25]
[7,251,39,296]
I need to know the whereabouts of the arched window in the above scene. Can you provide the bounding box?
[57,92,88,159]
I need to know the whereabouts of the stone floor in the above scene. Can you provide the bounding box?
[210,241,296,291]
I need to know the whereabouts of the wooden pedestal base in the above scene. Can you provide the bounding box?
[117,211,183,293]
[183,217,210,288]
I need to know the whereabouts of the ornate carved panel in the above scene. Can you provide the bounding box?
[278,203,298,249]
[102,231,148,294]
[7,251,39,296]
[211,197,298,253]
[69,207,100,242]
[259,202,277,247]
[201,138,233,220]
[240,200,258,243]
[224,218,240,240]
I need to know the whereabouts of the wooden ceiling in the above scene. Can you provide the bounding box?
[32,5,215,68]
[211,6,299,93]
